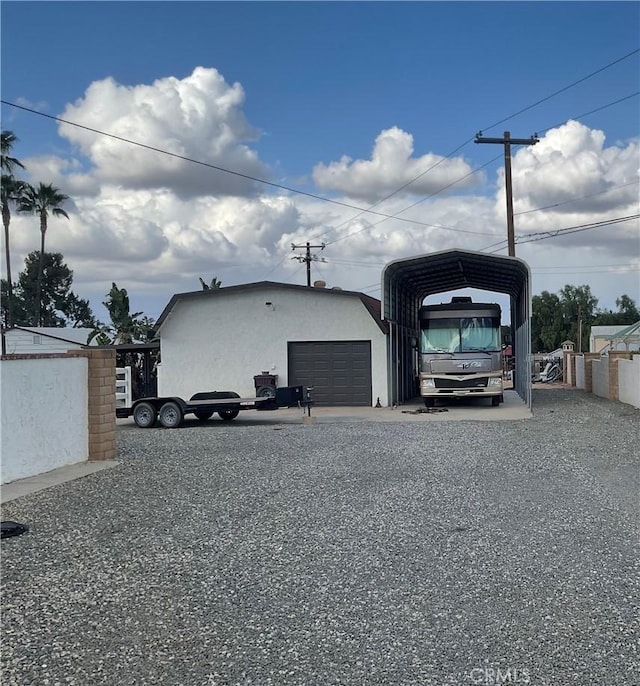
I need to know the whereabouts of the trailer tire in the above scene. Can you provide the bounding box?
[195,411,214,421]
[219,410,239,421]
[256,385,276,399]
[159,401,183,428]
[133,401,156,428]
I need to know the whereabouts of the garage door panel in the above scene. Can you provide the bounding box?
[288,341,372,406]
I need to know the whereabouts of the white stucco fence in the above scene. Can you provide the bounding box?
[575,356,585,389]
[1,356,89,484]
[618,357,640,409]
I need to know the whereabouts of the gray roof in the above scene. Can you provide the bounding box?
[591,325,633,338]
[152,281,388,335]
[13,327,95,346]
[382,248,531,305]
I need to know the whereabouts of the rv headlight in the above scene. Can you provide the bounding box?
[488,377,503,387]
[422,378,436,388]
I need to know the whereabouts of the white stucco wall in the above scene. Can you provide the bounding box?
[618,357,640,409]
[1,356,89,484]
[591,359,609,399]
[157,287,388,405]
[575,356,585,389]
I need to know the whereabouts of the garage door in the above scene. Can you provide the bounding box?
[288,341,372,406]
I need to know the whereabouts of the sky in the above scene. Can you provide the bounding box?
[1,1,639,327]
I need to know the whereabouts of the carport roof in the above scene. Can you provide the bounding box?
[382,249,531,305]
[153,281,388,335]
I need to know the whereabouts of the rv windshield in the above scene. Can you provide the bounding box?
[421,317,500,353]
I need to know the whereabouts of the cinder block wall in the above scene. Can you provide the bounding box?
[70,348,116,461]
[582,353,601,394]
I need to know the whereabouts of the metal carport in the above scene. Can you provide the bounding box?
[382,249,532,407]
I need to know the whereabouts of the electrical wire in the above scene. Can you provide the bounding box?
[3,46,637,283]
[309,51,640,245]
[308,50,640,246]
[0,99,476,232]
[485,214,639,253]
[324,154,502,247]
[479,48,639,133]
[514,179,640,216]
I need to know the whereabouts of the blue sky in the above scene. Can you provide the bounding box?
[1,1,639,323]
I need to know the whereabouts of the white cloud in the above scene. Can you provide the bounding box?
[15,96,49,112]
[57,67,269,198]
[511,121,639,215]
[312,127,480,202]
[497,121,640,260]
[8,80,638,322]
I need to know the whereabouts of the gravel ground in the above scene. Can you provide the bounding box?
[1,389,639,686]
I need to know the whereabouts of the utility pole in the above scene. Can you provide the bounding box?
[577,304,582,353]
[291,242,326,287]
[475,131,539,257]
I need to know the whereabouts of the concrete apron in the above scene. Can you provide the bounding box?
[1,460,118,505]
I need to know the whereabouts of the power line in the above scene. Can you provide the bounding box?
[324,154,502,247]
[536,91,640,136]
[479,48,640,133]
[533,261,637,271]
[514,180,640,216]
[310,50,640,245]
[4,45,637,277]
[485,214,639,253]
[0,99,474,232]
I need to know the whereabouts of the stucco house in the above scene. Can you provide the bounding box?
[153,281,389,406]
[3,326,96,355]
[590,323,640,353]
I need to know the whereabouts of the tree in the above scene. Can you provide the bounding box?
[199,276,222,290]
[531,290,563,353]
[0,131,24,174]
[593,294,640,326]
[559,284,598,352]
[1,130,26,328]
[2,251,97,328]
[91,283,154,344]
[531,285,638,354]
[18,182,70,326]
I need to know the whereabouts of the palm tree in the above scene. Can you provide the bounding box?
[1,130,26,328]
[1,131,25,174]
[199,276,222,290]
[18,183,70,326]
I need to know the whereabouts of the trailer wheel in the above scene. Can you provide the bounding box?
[158,401,183,428]
[256,385,276,399]
[133,401,156,428]
[195,411,214,421]
[218,410,239,421]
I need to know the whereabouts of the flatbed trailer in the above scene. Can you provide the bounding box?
[117,386,308,428]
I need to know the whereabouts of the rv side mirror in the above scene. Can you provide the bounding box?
[503,334,512,346]
[410,336,418,349]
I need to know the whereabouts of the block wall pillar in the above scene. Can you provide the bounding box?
[70,348,116,461]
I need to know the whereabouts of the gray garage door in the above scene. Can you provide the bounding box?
[288,341,372,406]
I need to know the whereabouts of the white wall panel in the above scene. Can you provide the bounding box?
[1,357,88,483]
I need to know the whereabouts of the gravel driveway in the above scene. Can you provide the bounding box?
[1,389,638,686]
